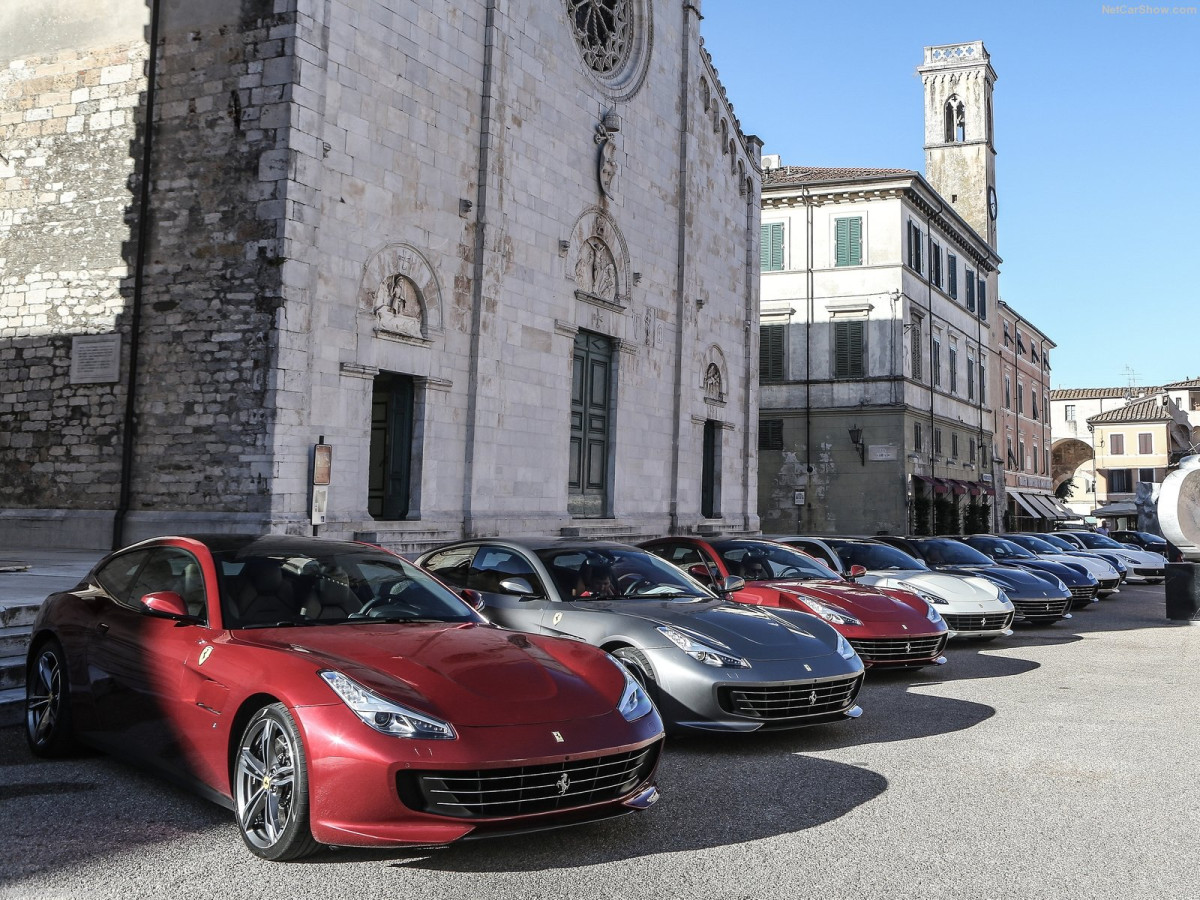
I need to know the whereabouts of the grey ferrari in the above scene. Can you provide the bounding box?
[417,539,866,734]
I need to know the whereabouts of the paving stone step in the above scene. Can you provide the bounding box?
[0,654,26,690]
[0,687,24,729]
[0,604,41,628]
[0,626,33,658]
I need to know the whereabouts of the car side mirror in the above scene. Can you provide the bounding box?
[847,564,867,580]
[141,591,191,620]
[720,575,745,594]
[498,577,537,598]
[459,589,487,612]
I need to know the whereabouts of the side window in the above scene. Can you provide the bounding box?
[422,546,476,589]
[125,548,208,622]
[94,550,154,604]
[469,546,546,597]
[794,541,838,570]
[648,542,717,585]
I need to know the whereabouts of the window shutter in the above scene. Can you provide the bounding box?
[760,223,784,271]
[759,324,784,381]
[977,278,987,319]
[834,320,865,378]
[848,217,862,265]
[835,218,849,267]
[948,254,957,298]
[965,270,976,311]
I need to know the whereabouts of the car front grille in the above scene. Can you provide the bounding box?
[718,673,863,720]
[1133,567,1163,577]
[1098,578,1120,591]
[848,634,948,663]
[942,611,1015,633]
[1011,596,1071,620]
[1069,585,1098,602]
[397,743,661,819]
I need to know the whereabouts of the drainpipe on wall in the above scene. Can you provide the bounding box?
[461,0,499,537]
[112,0,162,550]
[804,185,814,532]
[668,2,699,534]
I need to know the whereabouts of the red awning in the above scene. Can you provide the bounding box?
[946,479,969,495]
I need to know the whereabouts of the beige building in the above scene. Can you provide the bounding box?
[1084,395,1191,527]
[757,41,1003,536]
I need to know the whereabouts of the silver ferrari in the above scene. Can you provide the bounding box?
[417,539,865,734]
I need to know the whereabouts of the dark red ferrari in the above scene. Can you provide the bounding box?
[641,537,948,669]
[25,535,663,860]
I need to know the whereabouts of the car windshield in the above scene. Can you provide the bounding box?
[535,546,715,601]
[828,540,928,571]
[912,540,994,566]
[1070,533,1126,550]
[214,546,480,628]
[969,536,1036,560]
[1040,534,1077,552]
[1008,534,1060,554]
[711,540,841,581]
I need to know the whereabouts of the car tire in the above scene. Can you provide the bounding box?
[234,703,320,861]
[612,646,659,703]
[25,637,77,759]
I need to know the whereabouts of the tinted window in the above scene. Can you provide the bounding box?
[968,537,1035,560]
[1040,534,1077,551]
[912,540,994,566]
[1007,534,1059,554]
[421,545,477,588]
[468,546,546,596]
[1072,533,1125,550]
[94,549,153,604]
[711,540,840,581]
[534,547,713,601]
[213,546,480,628]
[829,541,927,571]
[126,548,208,621]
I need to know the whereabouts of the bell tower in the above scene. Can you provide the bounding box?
[918,41,998,249]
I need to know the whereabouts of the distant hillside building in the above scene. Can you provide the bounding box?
[0,0,763,551]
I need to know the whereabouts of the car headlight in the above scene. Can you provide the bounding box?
[610,658,654,722]
[657,625,750,668]
[835,632,858,661]
[1055,578,1067,591]
[914,589,949,606]
[319,670,456,739]
[925,602,944,625]
[996,589,1014,608]
[801,596,863,627]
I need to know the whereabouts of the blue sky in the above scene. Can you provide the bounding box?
[699,0,1199,390]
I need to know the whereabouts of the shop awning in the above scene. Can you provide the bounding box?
[913,475,949,494]
[1009,490,1045,519]
[1027,493,1064,520]
[1092,501,1138,517]
[946,479,969,495]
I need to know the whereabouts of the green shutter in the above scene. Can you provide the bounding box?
[760,324,784,381]
[834,320,864,378]
[760,223,784,271]
[834,217,862,267]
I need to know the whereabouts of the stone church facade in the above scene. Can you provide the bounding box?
[0,0,762,551]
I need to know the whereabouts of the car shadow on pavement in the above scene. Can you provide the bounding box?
[346,752,889,873]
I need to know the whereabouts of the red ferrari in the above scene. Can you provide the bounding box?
[25,535,663,860]
[641,537,948,669]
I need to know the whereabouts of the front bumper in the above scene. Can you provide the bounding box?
[294,704,664,848]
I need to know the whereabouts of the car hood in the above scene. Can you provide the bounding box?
[764,579,927,623]
[997,558,1090,584]
[859,570,1005,606]
[933,564,1068,598]
[235,622,623,727]
[589,598,838,662]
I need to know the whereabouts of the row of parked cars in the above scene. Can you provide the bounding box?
[24,528,1167,860]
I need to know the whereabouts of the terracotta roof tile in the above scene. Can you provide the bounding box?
[762,166,918,187]
[1085,394,1173,424]
[1163,378,1200,389]
[1050,387,1162,400]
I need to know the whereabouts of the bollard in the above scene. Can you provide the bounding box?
[1165,562,1200,622]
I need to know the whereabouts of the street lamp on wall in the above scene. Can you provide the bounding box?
[848,424,866,466]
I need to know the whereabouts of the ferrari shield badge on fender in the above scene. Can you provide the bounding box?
[552,612,563,626]
[198,646,213,666]
[552,731,564,743]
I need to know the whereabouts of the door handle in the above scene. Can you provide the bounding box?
[96,622,110,634]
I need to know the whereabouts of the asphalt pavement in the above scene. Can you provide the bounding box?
[0,581,1194,900]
